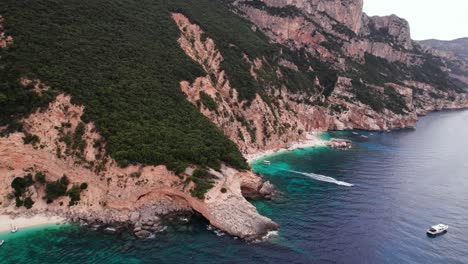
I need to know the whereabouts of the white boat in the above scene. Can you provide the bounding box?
[0,240,4,246]
[10,225,18,233]
[427,224,448,235]
[262,160,271,165]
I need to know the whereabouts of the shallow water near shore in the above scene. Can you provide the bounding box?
[1,110,468,264]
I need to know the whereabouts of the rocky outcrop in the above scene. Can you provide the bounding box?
[201,167,278,240]
[366,15,413,50]
[0,93,277,241]
[326,138,352,149]
[255,0,364,34]
[419,38,468,62]
[418,38,468,85]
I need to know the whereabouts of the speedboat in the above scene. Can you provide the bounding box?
[0,240,4,246]
[427,224,448,236]
[262,160,271,165]
[10,225,18,233]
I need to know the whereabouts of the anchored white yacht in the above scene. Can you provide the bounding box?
[427,224,448,236]
[262,160,271,165]
[0,240,4,246]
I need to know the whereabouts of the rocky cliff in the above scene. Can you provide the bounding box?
[1,0,467,241]
[228,0,467,122]
[0,93,277,240]
[420,38,468,61]
[418,38,468,85]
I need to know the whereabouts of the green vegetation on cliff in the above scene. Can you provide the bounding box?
[0,0,248,172]
[188,168,215,199]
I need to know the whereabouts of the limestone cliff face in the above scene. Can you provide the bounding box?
[227,0,467,127]
[173,13,307,154]
[233,0,424,66]
[365,15,413,50]
[419,38,468,61]
[257,0,364,34]
[418,38,468,86]
[172,11,468,157]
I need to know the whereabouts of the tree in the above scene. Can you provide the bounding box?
[35,171,46,184]
[24,197,34,209]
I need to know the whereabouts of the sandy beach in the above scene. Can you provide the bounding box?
[245,132,327,163]
[0,214,66,233]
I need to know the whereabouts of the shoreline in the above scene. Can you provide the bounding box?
[0,214,66,234]
[244,132,327,163]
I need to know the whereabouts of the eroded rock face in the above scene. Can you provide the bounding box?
[418,38,468,85]
[233,0,420,65]
[258,0,364,34]
[173,13,308,154]
[366,15,413,50]
[202,167,278,240]
[172,12,468,158]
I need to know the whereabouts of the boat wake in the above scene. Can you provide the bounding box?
[285,170,354,187]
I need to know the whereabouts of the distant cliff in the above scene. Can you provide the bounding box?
[419,38,468,61]
[419,38,468,85]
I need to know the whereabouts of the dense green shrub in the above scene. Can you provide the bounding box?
[352,80,409,115]
[72,123,86,153]
[15,197,23,207]
[189,168,214,199]
[80,182,88,190]
[35,171,47,184]
[11,174,34,198]
[67,185,81,206]
[23,197,34,209]
[383,87,409,115]
[199,91,217,112]
[44,175,70,203]
[192,168,209,179]
[22,133,40,145]
[190,177,214,199]
[352,80,385,113]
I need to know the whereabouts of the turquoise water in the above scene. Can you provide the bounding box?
[1,110,468,263]
[0,224,65,241]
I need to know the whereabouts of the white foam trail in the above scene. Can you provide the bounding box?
[287,169,354,187]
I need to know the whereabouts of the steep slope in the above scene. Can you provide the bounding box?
[226,0,468,115]
[420,38,468,61]
[419,38,468,85]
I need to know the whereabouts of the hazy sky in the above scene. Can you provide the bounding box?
[363,0,468,41]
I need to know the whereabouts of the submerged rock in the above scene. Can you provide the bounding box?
[259,181,275,199]
[326,138,352,149]
[134,230,152,239]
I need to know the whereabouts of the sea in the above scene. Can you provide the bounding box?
[1,110,468,264]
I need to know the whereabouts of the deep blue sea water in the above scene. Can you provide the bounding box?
[1,110,468,264]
